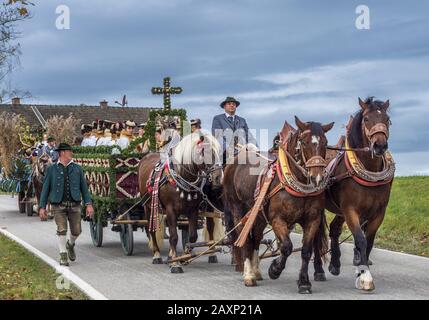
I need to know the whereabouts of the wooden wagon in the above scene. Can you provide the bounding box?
[73,146,149,256]
[73,145,206,256]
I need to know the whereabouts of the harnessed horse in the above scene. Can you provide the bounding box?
[32,149,53,213]
[138,131,223,273]
[314,97,394,292]
[223,116,334,293]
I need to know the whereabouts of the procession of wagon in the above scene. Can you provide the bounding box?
[0,77,395,294]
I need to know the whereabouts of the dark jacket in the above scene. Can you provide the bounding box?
[211,113,258,155]
[39,161,92,209]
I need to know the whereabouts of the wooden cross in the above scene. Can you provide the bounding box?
[151,77,183,111]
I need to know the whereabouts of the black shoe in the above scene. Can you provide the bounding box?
[59,252,69,266]
[66,241,76,261]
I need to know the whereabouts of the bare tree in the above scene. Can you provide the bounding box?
[0,0,34,102]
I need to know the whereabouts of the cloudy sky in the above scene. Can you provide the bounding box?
[8,0,429,175]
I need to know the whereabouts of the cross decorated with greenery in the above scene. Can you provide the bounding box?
[151,77,183,111]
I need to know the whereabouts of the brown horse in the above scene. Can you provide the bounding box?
[32,150,53,210]
[224,116,334,293]
[315,97,394,292]
[138,132,223,273]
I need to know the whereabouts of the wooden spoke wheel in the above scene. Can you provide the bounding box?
[89,216,103,247]
[26,200,34,216]
[18,191,26,214]
[120,214,134,256]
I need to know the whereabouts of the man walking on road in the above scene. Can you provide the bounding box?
[38,143,94,266]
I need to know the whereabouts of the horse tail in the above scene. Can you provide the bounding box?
[314,210,329,263]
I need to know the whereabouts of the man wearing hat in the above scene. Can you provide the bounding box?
[97,128,115,146]
[38,143,93,266]
[41,137,59,162]
[80,124,93,146]
[211,97,258,245]
[136,122,151,153]
[116,120,136,150]
[212,96,257,163]
[84,121,98,147]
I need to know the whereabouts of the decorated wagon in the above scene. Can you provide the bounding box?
[73,144,149,256]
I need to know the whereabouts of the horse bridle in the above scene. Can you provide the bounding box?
[363,121,390,141]
[296,129,328,173]
[361,114,390,158]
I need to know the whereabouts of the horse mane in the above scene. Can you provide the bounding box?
[172,132,222,166]
[348,97,387,148]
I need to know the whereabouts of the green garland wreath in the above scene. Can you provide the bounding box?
[72,108,187,221]
[143,108,187,151]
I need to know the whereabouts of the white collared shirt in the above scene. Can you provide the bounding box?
[58,159,73,167]
[225,113,235,122]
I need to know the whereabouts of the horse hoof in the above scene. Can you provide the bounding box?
[355,276,375,292]
[314,272,326,282]
[255,272,263,281]
[152,258,163,264]
[244,278,257,287]
[170,266,184,274]
[368,259,373,265]
[208,256,218,264]
[329,264,340,276]
[268,265,280,280]
[298,284,312,294]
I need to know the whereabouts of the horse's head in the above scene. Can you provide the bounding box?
[293,116,334,187]
[37,151,52,175]
[160,128,177,145]
[173,132,223,188]
[358,97,391,157]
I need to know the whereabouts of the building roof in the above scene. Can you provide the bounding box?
[0,103,158,128]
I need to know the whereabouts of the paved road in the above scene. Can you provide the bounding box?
[0,195,428,300]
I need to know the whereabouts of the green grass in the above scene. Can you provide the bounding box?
[295,176,429,257]
[0,234,88,300]
[374,176,429,257]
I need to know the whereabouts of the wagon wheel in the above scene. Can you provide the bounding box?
[18,191,26,214]
[181,227,190,253]
[89,216,103,247]
[26,200,33,216]
[120,214,134,256]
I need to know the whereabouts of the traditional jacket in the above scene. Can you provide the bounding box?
[39,161,92,209]
[211,113,258,160]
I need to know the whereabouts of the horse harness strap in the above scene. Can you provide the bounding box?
[235,165,275,248]
[235,147,328,247]
[364,122,389,140]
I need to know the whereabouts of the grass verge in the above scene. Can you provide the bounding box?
[0,233,88,300]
